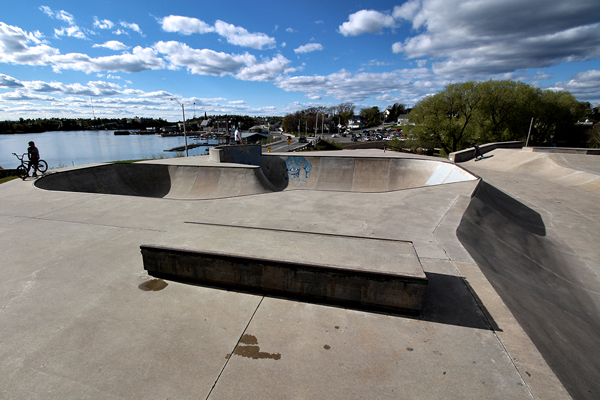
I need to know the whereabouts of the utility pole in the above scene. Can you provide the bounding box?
[170,98,188,156]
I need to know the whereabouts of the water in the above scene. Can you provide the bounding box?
[0,130,217,170]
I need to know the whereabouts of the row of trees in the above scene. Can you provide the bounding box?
[0,115,283,135]
[404,80,593,154]
[282,103,410,134]
[282,103,356,134]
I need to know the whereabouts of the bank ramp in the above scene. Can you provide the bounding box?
[35,153,477,199]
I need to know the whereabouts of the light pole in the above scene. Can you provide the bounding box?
[170,98,188,156]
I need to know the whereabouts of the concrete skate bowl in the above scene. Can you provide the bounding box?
[34,155,477,199]
[457,181,600,399]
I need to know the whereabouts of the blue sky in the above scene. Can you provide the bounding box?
[1,0,599,121]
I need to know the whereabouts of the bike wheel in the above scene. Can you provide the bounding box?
[37,160,48,173]
[16,165,27,178]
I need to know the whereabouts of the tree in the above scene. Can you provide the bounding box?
[359,106,380,126]
[405,82,481,154]
[475,80,536,143]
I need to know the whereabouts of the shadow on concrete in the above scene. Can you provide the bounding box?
[149,270,496,330]
[457,181,600,400]
[35,163,172,198]
[420,271,498,331]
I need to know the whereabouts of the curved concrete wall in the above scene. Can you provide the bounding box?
[36,156,477,199]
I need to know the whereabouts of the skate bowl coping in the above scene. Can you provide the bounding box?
[34,155,478,200]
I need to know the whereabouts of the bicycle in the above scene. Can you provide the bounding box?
[12,153,48,179]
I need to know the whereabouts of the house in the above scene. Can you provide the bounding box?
[397,114,409,125]
[199,118,212,131]
[348,116,365,129]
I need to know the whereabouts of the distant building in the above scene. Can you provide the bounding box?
[348,116,365,129]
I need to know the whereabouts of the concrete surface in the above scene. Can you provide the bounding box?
[33,149,477,199]
[457,148,600,400]
[141,223,428,313]
[0,148,576,399]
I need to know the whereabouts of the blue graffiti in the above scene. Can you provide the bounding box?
[286,156,312,186]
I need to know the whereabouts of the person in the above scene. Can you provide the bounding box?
[234,129,242,145]
[472,142,482,160]
[26,141,40,177]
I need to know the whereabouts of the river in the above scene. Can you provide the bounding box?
[0,130,218,170]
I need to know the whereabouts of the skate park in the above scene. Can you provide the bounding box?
[1,143,598,399]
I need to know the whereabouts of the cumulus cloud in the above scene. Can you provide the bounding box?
[161,15,215,35]
[93,41,129,51]
[160,16,275,49]
[214,20,276,49]
[294,43,324,54]
[339,10,396,36]
[236,54,292,81]
[154,41,248,75]
[391,0,600,78]
[275,69,430,102]
[50,46,165,73]
[154,40,289,80]
[40,6,75,25]
[40,5,88,39]
[0,74,24,88]
[93,17,114,30]
[120,21,143,35]
[554,70,600,103]
[0,22,59,65]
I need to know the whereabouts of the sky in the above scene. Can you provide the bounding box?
[0,0,599,122]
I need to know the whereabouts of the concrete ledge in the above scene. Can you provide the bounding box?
[140,223,428,314]
[523,146,600,155]
[209,144,263,166]
[449,141,523,163]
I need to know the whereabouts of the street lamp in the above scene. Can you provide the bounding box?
[170,98,188,156]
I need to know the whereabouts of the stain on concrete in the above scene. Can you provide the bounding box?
[138,278,168,291]
[227,334,281,360]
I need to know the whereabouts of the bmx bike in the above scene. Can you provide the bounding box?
[12,153,48,179]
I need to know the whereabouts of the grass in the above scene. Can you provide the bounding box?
[0,175,19,184]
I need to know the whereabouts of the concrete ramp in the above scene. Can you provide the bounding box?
[141,223,428,314]
[35,153,477,199]
[35,163,274,199]
[263,154,476,192]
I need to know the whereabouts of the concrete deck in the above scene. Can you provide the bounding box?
[0,148,584,399]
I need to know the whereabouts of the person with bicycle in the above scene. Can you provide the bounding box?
[25,141,40,177]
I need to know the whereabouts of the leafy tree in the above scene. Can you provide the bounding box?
[359,106,381,126]
[405,82,481,154]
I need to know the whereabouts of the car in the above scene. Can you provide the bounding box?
[298,136,307,143]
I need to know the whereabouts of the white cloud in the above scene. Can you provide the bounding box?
[40,5,88,39]
[161,15,215,35]
[339,10,396,36]
[93,41,129,51]
[160,16,275,50]
[54,26,87,40]
[93,17,114,30]
[0,74,24,88]
[50,46,165,73]
[554,70,600,103]
[392,0,421,21]
[120,21,143,35]
[294,43,324,54]
[391,0,600,78]
[214,20,276,50]
[40,6,75,25]
[236,54,292,81]
[275,69,433,102]
[0,22,59,65]
[154,41,248,76]
[154,40,289,81]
